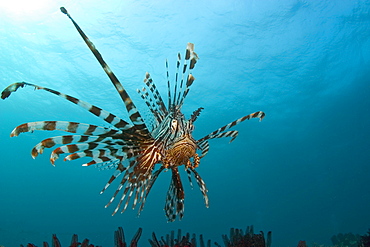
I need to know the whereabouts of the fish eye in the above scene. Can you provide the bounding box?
[171,119,178,132]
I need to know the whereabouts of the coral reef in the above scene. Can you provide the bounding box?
[296,240,307,247]
[330,232,360,247]
[20,227,142,247]
[17,226,370,247]
[19,226,270,247]
[328,230,370,247]
[149,229,211,247]
[148,226,272,247]
[217,226,271,247]
[359,229,370,247]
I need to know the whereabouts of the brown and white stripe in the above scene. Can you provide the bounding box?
[11,121,120,137]
[61,7,149,135]
[31,135,124,158]
[197,111,265,144]
[165,167,185,222]
[3,82,132,130]
[1,8,266,222]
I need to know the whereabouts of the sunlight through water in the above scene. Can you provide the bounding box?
[0,0,57,19]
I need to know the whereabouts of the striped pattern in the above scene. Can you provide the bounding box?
[32,135,119,158]
[60,8,149,135]
[165,167,185,221]
[137,73,166,124]
[105,162,154,215]
[197,140,210,158]
[11,121,120,137]
[0,7,266,222]
[138,166,165,214]
[3,82,133,131]
[189,167,209,207]
[197,111,265,144]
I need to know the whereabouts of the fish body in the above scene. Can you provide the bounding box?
[1,8,265,221]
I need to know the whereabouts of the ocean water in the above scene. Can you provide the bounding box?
[0,0,369,246]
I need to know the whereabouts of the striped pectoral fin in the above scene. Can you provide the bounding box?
[197,111,265,143]
[50,142,139,165]
[165,167,185,222]
[39,85,132,130]
[100,163,126,195]
[49,142,103,164]
[200,130,239,143]
[105,156,162,216]
[104,171,130,212]
[189,167,209,208]
[138,166,165,215]
[82,156,123,167]
[197,140,210,159]
[60,8,149,134]
[32,135,111,158]
[1,82,29,99]
[32,137,60,158]
[103,160,138,212]
[10,121,121,137]
[65,148,119,163]
[131,179,147,210]
[111,173,150,216]
[113,184,132,215]
[111,147,162,214]
[2,81,132,130]
[50,144,80,165]
[82,153,128,168]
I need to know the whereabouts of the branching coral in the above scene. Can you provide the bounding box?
[149,229,212,247]
[20,227,142,247]
[216,226,271,247]
[18,226,268,247]
[17,226,370,247]
[115,227,142,247]
[20,226,273,247]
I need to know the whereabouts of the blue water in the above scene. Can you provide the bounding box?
[0,0,369,246]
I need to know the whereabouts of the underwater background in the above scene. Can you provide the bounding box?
[0,0,369,246]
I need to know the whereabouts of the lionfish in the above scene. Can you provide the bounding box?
[1,7,265,221]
